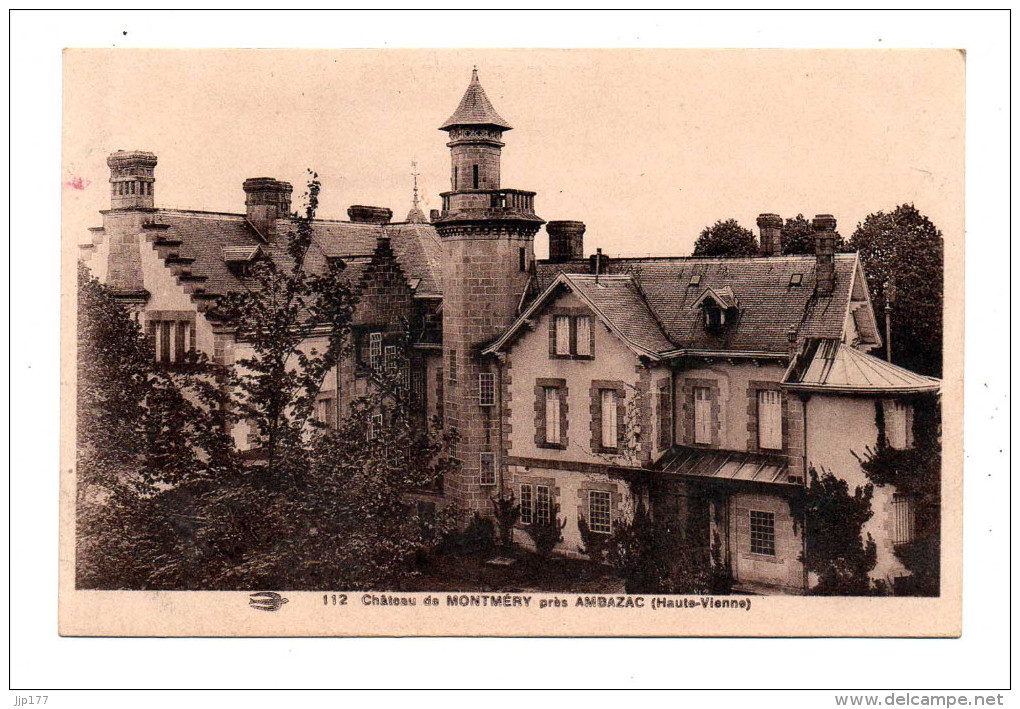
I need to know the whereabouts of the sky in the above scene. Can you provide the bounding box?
[63,49,964,259]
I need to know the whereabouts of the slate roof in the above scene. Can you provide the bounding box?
[125,209,443,300]
[532,253,864,356]
[561,275,675,355]
[783,338,940,394]
[439,69,513,131]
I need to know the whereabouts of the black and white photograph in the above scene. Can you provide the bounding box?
[10,9,1012,700]
[66,49,957,614]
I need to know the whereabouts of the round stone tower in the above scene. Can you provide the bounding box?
[435,69,544,514]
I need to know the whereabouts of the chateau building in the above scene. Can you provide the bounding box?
[81,70,940,593]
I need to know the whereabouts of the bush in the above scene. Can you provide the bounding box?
[523,509,566,559]
[441,513,496,559]
[490,493,521,554]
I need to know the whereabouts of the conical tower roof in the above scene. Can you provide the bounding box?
[439,69,513,132]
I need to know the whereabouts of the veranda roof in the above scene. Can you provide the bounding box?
[783,339,941,395]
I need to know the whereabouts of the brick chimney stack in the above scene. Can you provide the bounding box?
[243,178,293,239]
[756,213,783,256]
[347,205,393,224]
[108,150,157,210]
[813,214,837,295]
[546,221,585,263]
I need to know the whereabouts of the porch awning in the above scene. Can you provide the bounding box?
[653,446,794,486]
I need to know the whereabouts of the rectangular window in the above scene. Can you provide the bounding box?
[479,452,496,486]
[314,398,335,428]
[150,317,195,365]
[757,389,783,450]
[554,315,571,355]
[600,389,618,449]
[478,372,495,407]
[519,484,533,525]
[453,166,457,190]
[472,164,479,189]
[519,246,526,272]
[749,510,776,556]
[448,349,457,382]
[694,386,712,445]
[368,412,383,441]
[884,400,911,450]
[588,490,612,535]
[384,345,398,372]
[535,485,551,525]
[575,316,592,357]
[658,385,672,449]
[544,387,561,444]
[892,494,916,545]
[369,332,383,371]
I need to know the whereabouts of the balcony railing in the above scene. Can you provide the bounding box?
[439,188,536,217]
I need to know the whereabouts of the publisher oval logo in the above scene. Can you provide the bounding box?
[249,591,289,612]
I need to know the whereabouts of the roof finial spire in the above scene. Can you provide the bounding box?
[472,65,478,81]
[405,159,427,223]
[411,160,421,210]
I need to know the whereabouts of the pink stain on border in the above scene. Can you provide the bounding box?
[66,176,91,190]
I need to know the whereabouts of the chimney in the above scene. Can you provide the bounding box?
[546,220,586,264]
[812,214,837,295]
[589,247,609,277]
[243,178,293,239]
[756,213,783,256]
[429,209,441,223]
[107,150,157,210]
[347,205,393,224]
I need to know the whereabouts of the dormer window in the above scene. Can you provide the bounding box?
[692,286,737,332]
[705,303,726,329]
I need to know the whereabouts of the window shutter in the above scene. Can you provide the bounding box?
[757,390,783,450]
[601,389,618,449]
[694,387,712,444]
[554,316,571,355]
[545,387,560,444]
[576,316,591,356]
[884,400,909,450]
[160,321,172,364]
[175,321,187,363]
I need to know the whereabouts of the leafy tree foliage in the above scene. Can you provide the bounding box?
[602,500,713,594]
[692,219,758,257]
[77,175,461,590]
[858,396,942,596]
[848,204,944,376]
[212,172,360,480]
[792,468,878,595]
[76,262,234,589]
[780,213,848,255]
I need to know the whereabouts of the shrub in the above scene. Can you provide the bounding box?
[523,508,566,559]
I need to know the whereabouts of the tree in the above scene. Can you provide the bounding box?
[189,173,460,590]
[76,261,234,589]
[792,468,878,595]
[212,172,361,481]
[858,396,941,596]
[848,204,944,376]
[780,213,848,255]
[692,219,758,257]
